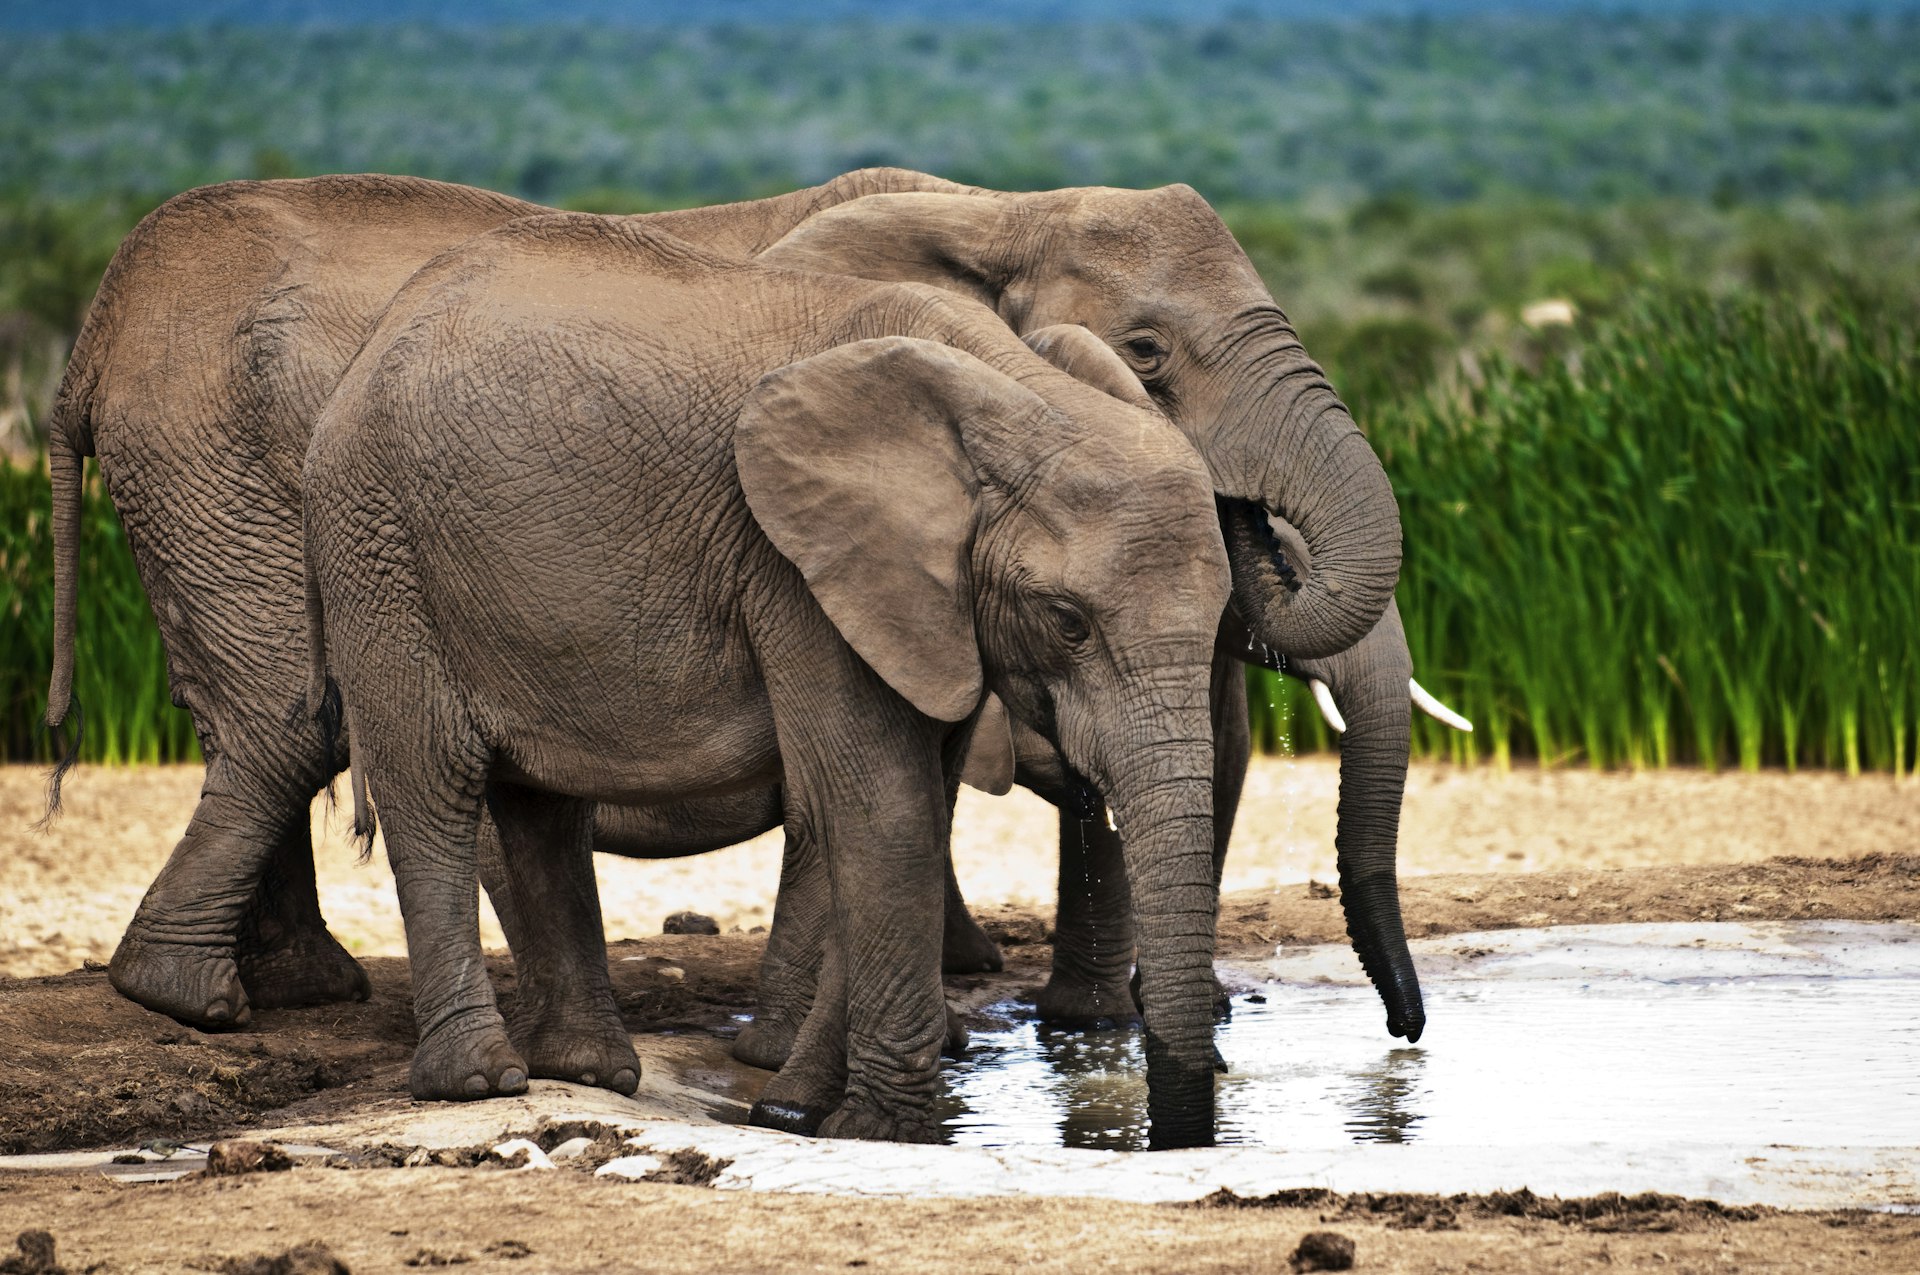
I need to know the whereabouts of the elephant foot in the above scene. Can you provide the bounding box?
[1034,967,1138,1029]
[819,1101,943,1144]
[410,1015,528,1101]
[942,1002,969,1059]
[235,922,371,1011]
[109,930,252,1029]
[521,1019,641,1096]
[732,1011,801,1071]
[747,1096,832,1136]
[941,911,1003,974]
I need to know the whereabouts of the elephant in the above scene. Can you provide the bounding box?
[302,214,1234,1145]
[44,169,1419,1047]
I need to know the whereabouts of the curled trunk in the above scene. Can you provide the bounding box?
[1210,332,1402,661]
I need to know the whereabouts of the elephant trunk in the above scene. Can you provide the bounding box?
[1094,724,1219,1150]
[1298,601,1425,1041]
[1213,332,1402,661]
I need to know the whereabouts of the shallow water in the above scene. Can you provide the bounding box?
[936,922,1920,1152]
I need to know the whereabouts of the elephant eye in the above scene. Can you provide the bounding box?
[1049,602,1092,646]
[1120,333,1167,372]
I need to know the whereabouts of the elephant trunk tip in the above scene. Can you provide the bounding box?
[1388,1011,1426,1043]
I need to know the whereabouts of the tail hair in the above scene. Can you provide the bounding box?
[36,699,84,830]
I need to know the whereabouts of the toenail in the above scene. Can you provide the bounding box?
[578,1071,597,1085]
[500,1068,527,1091]
[464,1074,489,1096]
[204,1000,230,1022]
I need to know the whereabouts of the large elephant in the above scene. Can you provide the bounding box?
[45,170,1413,1038]
[304,216,1232,1145]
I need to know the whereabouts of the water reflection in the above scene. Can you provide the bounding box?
[1341,1047,1428,1143]
[941,970,1920,1152]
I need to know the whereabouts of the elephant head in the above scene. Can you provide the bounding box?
[737,335,1230,1147]
[757,184,1401,661]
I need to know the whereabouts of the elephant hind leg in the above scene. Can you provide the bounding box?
[234,814,372,1010]
[109,750,341,1030]
[487,783,638,1096]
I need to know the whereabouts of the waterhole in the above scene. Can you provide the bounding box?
[935,922,1920,1152]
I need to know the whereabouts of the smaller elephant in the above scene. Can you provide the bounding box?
[304,216,1233,1144]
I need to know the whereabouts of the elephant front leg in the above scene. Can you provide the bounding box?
[733,823,830,1071]
[485,784,638,1095]
[1036,804,1139,1027]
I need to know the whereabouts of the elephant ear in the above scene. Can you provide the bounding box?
[959,693,1015,795]
[737,337,1046,723]
[1021,325,1157,412]
[756,193,1015,303]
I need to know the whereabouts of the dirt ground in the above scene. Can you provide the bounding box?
[1,759,1917,1272]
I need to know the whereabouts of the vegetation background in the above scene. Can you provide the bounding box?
[1,0,1915,773]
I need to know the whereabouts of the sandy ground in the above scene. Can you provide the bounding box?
[4,757,1915,979]
[2,760,1917,1272]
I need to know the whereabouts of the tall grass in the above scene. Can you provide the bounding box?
[1371,287,1918,775]
[0,457,200,765]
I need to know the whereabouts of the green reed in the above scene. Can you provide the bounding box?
[0,455,200,765]
[1370,287,1919,775]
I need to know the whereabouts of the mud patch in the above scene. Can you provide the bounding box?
[216,1241,349,1274]
[1195,1185,1770,1232]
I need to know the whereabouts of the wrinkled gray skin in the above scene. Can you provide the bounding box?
[304,217,1232,1144]
[44,169,989,1027]
[45,170,1413,1056]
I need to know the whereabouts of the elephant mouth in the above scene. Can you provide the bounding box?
[1061,768,1103,822]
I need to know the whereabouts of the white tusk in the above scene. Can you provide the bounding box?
[1309,679,1347,733]
[1410,678,1473,732]
[1105,807,1117,833]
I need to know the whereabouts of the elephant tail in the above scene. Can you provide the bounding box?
[40,322,103,824]
[302,529,374,859]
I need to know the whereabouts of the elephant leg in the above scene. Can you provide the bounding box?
[734,821,830,1071]
[233,814,374,1011]
[354,675,524,1101]
[940,855,1004,974]
[112,715,367,1027]
[109,755,290,1029]
[486,783,637,1095]
[748,924,848,1135]
[1035,806,1137,1027]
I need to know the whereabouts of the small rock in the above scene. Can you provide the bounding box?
[1290,1230,1355,1271]
[663,911,719,935]
[490,1139,553,1171]
[546,1137,596,1161]
[204,1140,294,1176]
[657,965,685,983]
[403,1148,433,1168]
[594,1153,664,1179]
[1307,880,1336,900]
[0,1230,64,1275]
